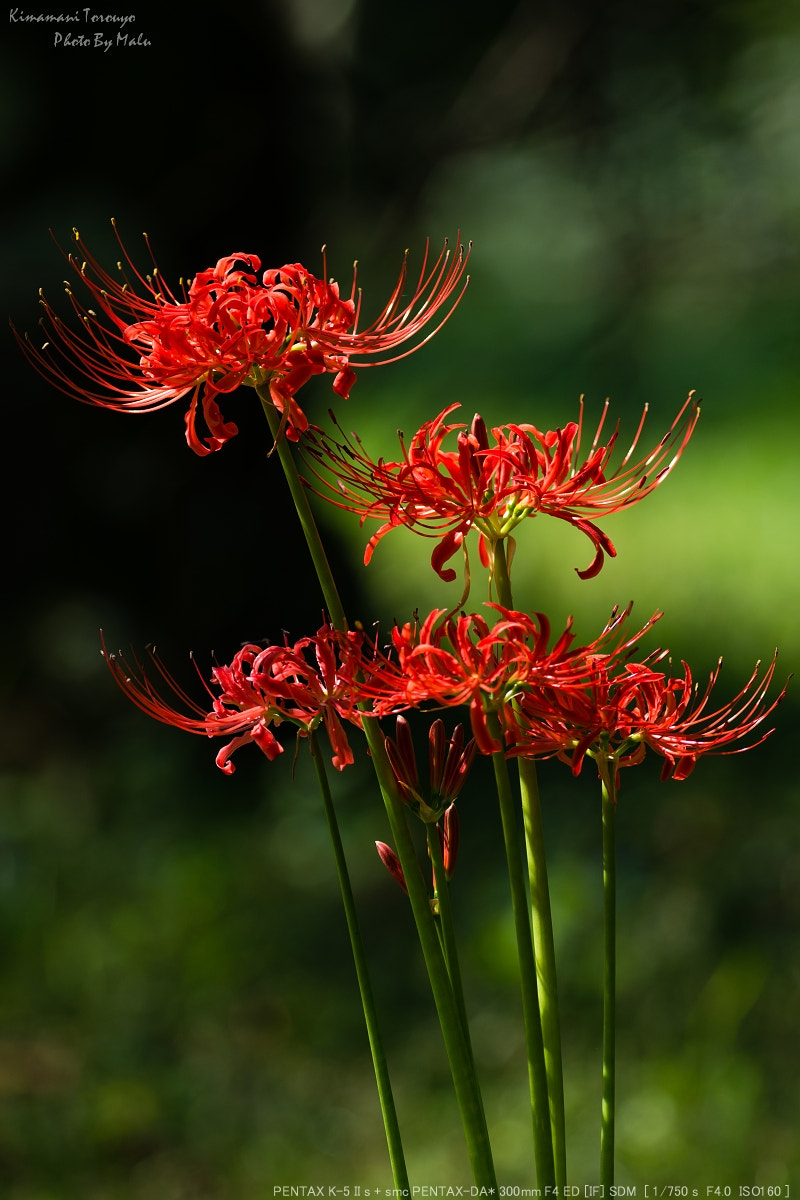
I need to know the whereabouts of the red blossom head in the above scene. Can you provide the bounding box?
[377,607,569,753]
[356,603,647,756]
[15,224,470,455]
[512,644,788,786]
[101,622,366,773]
[304,394,699,582]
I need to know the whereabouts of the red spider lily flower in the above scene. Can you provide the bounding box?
[359,602,659,756]
[384,714,476,820]
[366,606,573,754]
[101,622,366,773]
[512,648,788,786]
[15,224,470,454]
[304,394,699,581]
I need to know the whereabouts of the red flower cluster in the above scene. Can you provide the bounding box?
[355,603,660,755]
[511,649,787,785]
[305,395,699,580]
[102,622,365,773]
[102,601,785,788]
[16,224,469,455]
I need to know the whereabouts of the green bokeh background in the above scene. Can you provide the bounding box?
[2,0,799,1194]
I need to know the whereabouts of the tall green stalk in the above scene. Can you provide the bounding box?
[600,767,617,1187]
[258,388,346,630]
[258,385,497,1187]
[427,824,479,1082]
[363,723,497,1187]
[518,756,566,1185]
[487,713,555,1188]
[492,538,566,1185]
[309,730,408,1190]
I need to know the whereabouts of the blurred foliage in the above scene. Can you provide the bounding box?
[2,0,799,1192]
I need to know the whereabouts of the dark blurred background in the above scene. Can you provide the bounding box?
[2,0,799,1193]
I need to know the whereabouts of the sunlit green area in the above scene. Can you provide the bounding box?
[2,711,798,1192]
[2,0,800,1194]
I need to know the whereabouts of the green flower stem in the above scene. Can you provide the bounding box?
[487,713,555,1188]
[600,770,617,1187]
[258,388,347,630]
[489,535,515,612]
[258,387,497,1187]
[309,730,409,1192]
[364,719,498,1188]
[427,824,480,1081]
[518,757,566,1186]
[492,538,566,1186]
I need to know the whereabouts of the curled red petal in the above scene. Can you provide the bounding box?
[215,733,255,774]
[333,365,357,398]
[430,527,467,582]
[469,701,502,755]
[184,388,214,457]
[201,389,239,450]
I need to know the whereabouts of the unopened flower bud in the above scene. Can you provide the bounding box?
[438,805,460,880]
[470,412,490,453]
[375,841,408,894]
[430,720,476,807]
[385,717,432,815]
